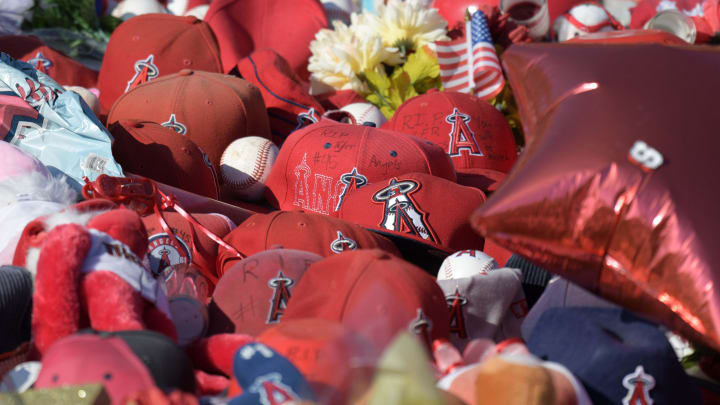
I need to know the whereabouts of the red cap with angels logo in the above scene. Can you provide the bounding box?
[109,120,220,199]
[383,91,517,192]
[97,14,223,110]
[107,69,270,172]
[209,248,323,336]
[216,211,401,275]
[282,249,451,352]
[264,119,457,215]
[0,35,98,88]
[334,172,485,253]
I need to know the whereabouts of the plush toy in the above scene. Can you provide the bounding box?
[12,200,177,356]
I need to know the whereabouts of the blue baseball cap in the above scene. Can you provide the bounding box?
[527,307,701,405]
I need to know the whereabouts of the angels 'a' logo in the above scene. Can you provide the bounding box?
[249,372,300,405]
[330,231,357,254]
[125,54,159,93]
[27,52,52,74]
[147,233,191,279]
[295,107,319,130]
[161,113,187,135]
[335,167,367,211]
[446,288,468,339]
[372,178,437,243]
[409,308,433,345]
[267,270,294,324]
[622,366,655,405]
[445,108,483,157]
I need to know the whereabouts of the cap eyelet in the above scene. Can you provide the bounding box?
[389,150,397,157]
[132,35,140,41]
[183,59,192,66]
[324,143,331,149]
[104,373,112,380]
[297,222,306,228]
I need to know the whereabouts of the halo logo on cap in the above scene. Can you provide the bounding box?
[622,365,655,405]
[161,113,188,135]
[295,107,319,130]
[147,233,191,278]
[125,54,159,93]
[446,108,483,158]
[330,231,357,254]
[372,178,437,243]
[267,271,295,324]
[335,167,368,211]
[445,289,469,339]
[27,52,52,74]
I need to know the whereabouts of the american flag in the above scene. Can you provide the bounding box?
[435,10,505,100]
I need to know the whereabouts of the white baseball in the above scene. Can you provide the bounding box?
[220,136,279,201]
[553,3,615,42]
[111,0,169,20]
[340,102,387,127]
[437,250,499,280]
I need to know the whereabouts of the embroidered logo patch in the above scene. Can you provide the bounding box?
[267,270,294,324]
[372,178,437,243]
[147,233,191,278]
[161,113,187,135]
[622,365,655,405]
[125,54,159,93]
[446,108,483,157]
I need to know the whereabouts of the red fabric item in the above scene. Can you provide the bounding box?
[107,69,270,172]
[35,334,156,404]
[187,334,254,377]
[110,120,220,199]
[216,210,401,273]
[335,172,485,252]
[97,14,223,110]
[209,249,323,336]
[257,318,377,405]
[483,239,514,265]
[204,0,328,78]
[264,119,457,214]
[283,249,451,352]
[0,35,98,88]
[143,212,235,282]
[236,49,325,144]
[384,91,517,192]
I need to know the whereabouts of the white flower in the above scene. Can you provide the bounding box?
[308,19,400,95]
[364,0,449,51]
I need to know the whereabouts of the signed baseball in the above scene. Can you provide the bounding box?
[437,250,499,280]
[340,102,387,127]
[220,136,279,201]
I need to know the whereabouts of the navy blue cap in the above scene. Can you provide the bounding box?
[230,342,315,405]
[527,307,701,405]
[0,266,32,354]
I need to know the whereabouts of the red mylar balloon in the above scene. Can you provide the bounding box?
[472,43,720,349]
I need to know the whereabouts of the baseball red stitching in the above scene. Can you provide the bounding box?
[229,140,272,190]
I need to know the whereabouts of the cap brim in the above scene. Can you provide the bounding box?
[456,169,507,193]
[368,228,452,275]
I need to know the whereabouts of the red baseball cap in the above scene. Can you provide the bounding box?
[216,210,401,274]
[334,172,486,252]
[257,318,378,405]
[384,91,517,192]
[209,248,323,336]
[204,0,328,78]
[107,69,270,172]
[0,35,98,88]
[264,119,457,215]
[142,211,236,282]
[34,334,156,404]
[235,49,326,144]
[283,249,451,352]
[109,120,220,199]
[97,14,223,110]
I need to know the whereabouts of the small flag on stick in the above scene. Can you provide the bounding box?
[435,10,505,100]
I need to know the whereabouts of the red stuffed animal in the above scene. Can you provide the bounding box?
[13,200,177,357]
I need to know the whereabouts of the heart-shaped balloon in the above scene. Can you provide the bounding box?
[472,43,720,349]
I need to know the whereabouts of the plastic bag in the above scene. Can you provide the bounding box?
[0,52,123,189]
